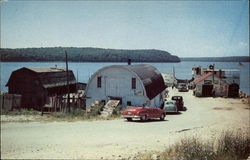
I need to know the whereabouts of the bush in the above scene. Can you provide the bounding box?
[161,137,216,160]
[112,106,122,116]
[217,130,250,159]
[88,103,104,117]
[137,130,250,160]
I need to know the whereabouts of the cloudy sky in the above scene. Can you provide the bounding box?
[1,1,249,57]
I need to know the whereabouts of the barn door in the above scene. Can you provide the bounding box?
[106,77,122,97]
[202,85,213,97]
[228,83,239,97]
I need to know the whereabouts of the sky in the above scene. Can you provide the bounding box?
[0,0,249,57]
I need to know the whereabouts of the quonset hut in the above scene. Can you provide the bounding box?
[6,67,77,109]
[85,64,166,108]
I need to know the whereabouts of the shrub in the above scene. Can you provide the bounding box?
[137,130,250,160]
[112,106,122,116]
[88,103,104,117]
[217,130,250,159]
[161,137,216,160]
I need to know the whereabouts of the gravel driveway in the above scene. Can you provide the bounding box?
[1,89,249,159]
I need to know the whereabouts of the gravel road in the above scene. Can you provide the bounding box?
[1,89,249,159]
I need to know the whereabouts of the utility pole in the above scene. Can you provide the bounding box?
[212,64,215,84]
[65,51,70,113]
[173,66,176,87]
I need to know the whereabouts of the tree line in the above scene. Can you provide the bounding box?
[0,47,181,62]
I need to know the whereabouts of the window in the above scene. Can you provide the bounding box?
[97,76,102,88]
[101,100,106,105]
[132,78,136,89]
[127,101,132,106]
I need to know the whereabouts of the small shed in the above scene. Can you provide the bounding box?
[6,67,77,109]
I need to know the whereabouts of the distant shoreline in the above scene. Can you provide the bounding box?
[1,59,249,63]
[0,59,250,64]
[181,56,250,62]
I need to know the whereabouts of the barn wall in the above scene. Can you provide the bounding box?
[86,67,148,108]
[8,70,46,108]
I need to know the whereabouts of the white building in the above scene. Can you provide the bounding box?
[85,64,166,108]
[161,73,176,87]
[192,66,240,97]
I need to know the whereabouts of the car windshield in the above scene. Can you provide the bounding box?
[166,101,174,105]
[172,97,182,100]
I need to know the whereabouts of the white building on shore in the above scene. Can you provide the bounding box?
[161,73,176,87]
[192,66,240,97]
[85,64,166,108]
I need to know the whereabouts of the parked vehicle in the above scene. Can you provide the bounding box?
[171,96,184,111]
[122,106,166,121]
[178,83,189,92]
[163,100,178,113]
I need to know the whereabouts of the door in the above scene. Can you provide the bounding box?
[106,77,122,97]
[228,83,239,97]
[202,85,213,97]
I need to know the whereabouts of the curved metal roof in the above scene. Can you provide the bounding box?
[123,64,166,100]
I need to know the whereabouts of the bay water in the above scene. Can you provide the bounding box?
[1,61,249,94]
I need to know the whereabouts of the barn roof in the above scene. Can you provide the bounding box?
[27,67,66,73]
[6,67,76,88]
[123,64,166,100]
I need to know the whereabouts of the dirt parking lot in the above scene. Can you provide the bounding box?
[1,89,249,159]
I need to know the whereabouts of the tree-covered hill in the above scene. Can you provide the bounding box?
[0,47,180,62]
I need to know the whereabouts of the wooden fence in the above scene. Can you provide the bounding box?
[0,93,22,111]
[42,94,85,114]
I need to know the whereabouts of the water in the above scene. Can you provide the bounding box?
[1,61,249,94]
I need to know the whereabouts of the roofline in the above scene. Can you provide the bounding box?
[194,72,214,84]
[204,69,240,72]
[85,65,148,98]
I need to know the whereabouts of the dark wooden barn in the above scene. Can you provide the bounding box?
[6,67,77,109]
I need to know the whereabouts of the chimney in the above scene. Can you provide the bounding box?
[128,59,131,65]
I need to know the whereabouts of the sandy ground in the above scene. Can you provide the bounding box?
[1,89,249,159]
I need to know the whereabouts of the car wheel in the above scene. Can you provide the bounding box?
[140,115,148,121]
[160,114,165,121]
[127,118,132,121]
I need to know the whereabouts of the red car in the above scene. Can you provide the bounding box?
[122,106,166,121]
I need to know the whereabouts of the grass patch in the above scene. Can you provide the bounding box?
[1,103,122,122]
[1,109,40,115]
[137,130,250,160]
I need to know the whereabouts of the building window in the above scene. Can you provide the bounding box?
[101,100,106,105]
[132,78,136,89]
[97,76,102,88]
[127,101,132,106]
